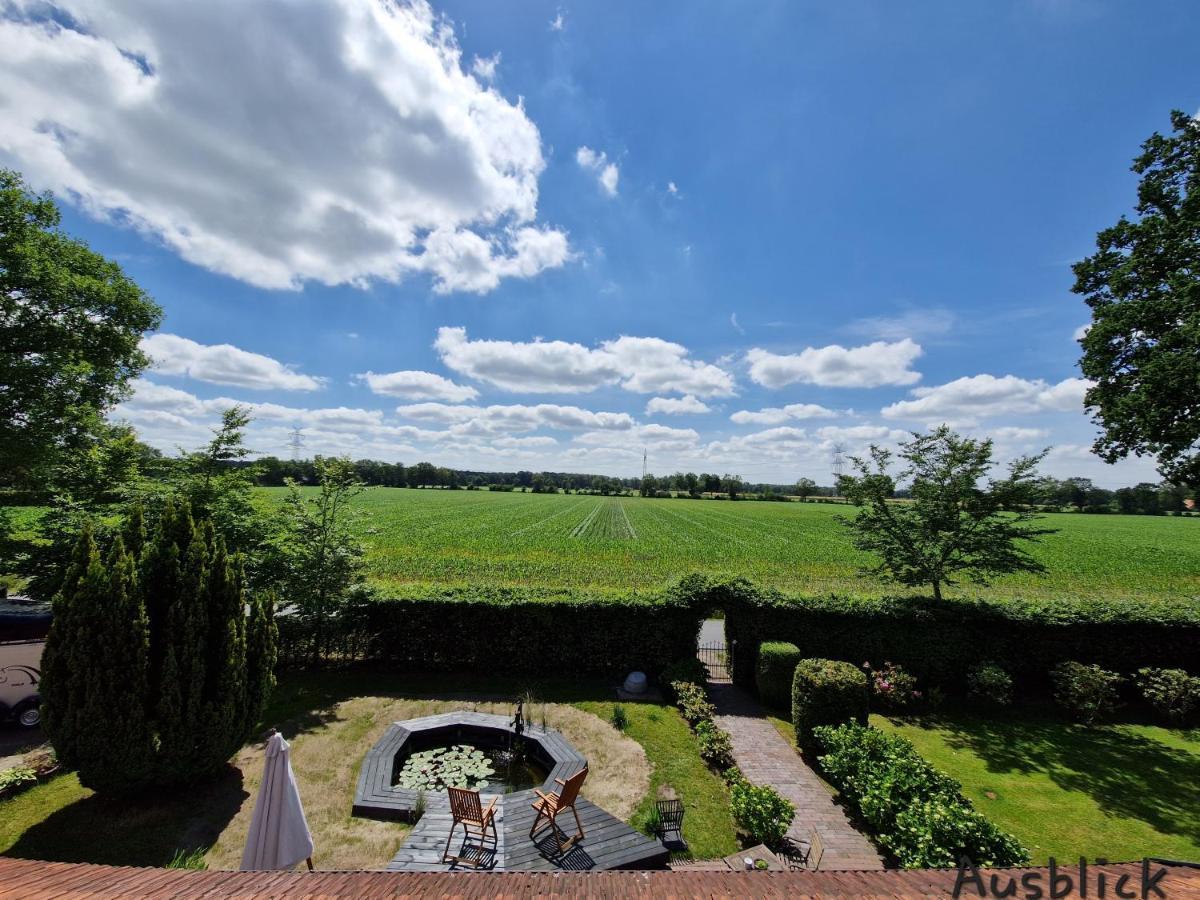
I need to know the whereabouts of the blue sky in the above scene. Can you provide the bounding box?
[2,0,1196,485]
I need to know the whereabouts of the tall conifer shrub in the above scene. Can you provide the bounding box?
[41,501,276,793]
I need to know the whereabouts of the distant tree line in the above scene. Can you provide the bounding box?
[1030,476,1191,515]
[207,459,1195,514]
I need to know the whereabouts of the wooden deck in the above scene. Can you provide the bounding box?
[355,711,668,871]
[386,788,668,872]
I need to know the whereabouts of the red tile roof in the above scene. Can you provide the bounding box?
[1,857,1199,899]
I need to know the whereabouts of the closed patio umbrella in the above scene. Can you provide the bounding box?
[240,730,314,871]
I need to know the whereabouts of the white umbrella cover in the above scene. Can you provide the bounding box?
[240,731,315,871]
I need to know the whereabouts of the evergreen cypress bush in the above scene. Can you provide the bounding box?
[41,501,276,793]
[755,641,801,710]
[791,658,869,754]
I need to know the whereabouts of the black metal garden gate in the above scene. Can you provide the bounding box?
[697,640,729,681]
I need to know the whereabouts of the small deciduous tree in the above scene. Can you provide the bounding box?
[168,406,270,575]
[841,427,1054,602]
[795,477,817,501]
[275,456,366,661]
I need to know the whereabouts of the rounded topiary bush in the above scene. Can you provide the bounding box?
[791,658,868,753]
[756,641,801,710]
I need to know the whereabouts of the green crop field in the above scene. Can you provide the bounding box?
[256,487,1199,602]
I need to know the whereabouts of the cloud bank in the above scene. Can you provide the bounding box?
[0,0,568,293]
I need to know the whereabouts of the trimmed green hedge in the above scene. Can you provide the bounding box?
[755,641,801,710]
[278,584,705,676]
[718,578,1199,689]
[791,658,868,753]
[813,722,1029,868]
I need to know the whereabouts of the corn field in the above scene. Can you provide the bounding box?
[257,487,1199,602]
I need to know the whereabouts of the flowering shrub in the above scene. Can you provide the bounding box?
[695,719,735,770]
[813,722,1029,868]
[729,773,795,847]
[967,662,1014,707]
[892,797,1030,869]
[1052,661,1124,724]
[1135,667,1200,724]
[864,661,921,709]
[672,681,716,726]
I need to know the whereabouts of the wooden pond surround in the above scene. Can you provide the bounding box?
[352,712,669,871]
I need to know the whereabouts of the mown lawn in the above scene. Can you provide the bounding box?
[767,703,1200,865]
[574,698,737,859]
[768,705,1200,868]
[874,707,1200,864]
[0,670,736,867]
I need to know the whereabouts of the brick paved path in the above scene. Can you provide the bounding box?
[709,682,884,870]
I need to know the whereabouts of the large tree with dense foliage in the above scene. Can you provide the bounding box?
[1073,110,1200,486]
[0,169,162,490]
[40,501,276,793]
[842,427,1054,602]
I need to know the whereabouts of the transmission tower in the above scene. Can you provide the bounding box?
[642,448,647,482]
[831,442,846,497]
[288,427,306,461]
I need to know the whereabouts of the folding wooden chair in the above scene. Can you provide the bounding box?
[529,765,588,850]
[443,786,498,867]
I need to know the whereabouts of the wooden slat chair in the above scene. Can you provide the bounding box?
[442,786,498,868]
[783,826,825,871]
[529,765,588,850]
[655,799,687,851]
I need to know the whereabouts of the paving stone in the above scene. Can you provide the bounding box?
[708,682,884,871]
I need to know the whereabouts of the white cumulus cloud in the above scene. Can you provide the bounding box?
[357,370,479,402]
[471,51,500,81]
[141,334,323,391]
[881,374,1093,421]
[574,424,699,450]
[646,395,711,416]
[394,402,635,433]
[434,326,736,397]
[746,339,923,389]
[729,403,838,425]
[0,0,567,293]
[576,146,619,197]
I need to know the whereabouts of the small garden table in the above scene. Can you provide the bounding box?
[721,844,788,872]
